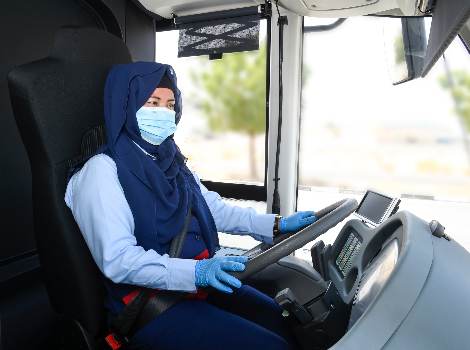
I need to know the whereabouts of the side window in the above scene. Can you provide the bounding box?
[156,20,269,250]
[297,17,470,259]
[155,21,268,187]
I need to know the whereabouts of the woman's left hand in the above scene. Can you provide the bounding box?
[279,211,317,233]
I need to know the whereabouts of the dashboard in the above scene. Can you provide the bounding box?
[325,209,470,350]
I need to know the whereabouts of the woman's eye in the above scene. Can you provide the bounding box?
[168,104,175,110]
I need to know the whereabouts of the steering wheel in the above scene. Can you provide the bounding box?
[231,198,358,280]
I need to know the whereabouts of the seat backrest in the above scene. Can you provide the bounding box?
[7,27,132,336]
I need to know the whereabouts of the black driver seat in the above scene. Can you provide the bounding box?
[7,27,132,348]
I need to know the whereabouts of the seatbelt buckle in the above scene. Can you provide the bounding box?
[105,333,128,350]
[122,289,141,305]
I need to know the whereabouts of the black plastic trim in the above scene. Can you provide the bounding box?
[201,181,266,202]
[175,6,262,26]
[304,18,346,33]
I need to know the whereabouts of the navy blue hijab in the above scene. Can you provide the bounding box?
[103,62,219,256]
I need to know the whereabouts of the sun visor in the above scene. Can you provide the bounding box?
[421,0,470,76]
[176,12,260,58]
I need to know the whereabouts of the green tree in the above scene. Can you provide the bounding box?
[394,34,405,65]
[439,66,470,166]
[439,69,470,132]
[190,44,267,180]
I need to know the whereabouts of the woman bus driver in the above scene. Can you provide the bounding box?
[65,62,316,350]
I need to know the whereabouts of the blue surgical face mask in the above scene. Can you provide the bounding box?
[136,106,177,145]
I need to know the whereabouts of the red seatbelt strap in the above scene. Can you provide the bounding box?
[105,333,124,350]
[106,248,211,348]
[122,289,140,305]
[105,289,153,349]
[120,249,209,304]
[194,249,209,260]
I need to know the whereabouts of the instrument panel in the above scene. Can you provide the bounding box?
[327,217,404,317]
[325,211,444,349]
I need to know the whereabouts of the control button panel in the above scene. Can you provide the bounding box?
[336,232,362,276]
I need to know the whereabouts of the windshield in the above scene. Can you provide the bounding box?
[297,16,470,256]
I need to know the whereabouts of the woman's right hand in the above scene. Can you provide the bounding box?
[195,256,248,293]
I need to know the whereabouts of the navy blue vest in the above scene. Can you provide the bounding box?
[101,148,219,314]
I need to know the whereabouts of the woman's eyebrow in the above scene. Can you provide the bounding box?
[148,96,175,102]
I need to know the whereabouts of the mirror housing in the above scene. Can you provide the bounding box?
[384,17,427,85]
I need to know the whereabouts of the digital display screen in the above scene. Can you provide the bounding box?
[356,191,393,224]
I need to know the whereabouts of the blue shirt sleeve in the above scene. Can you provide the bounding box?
[191,172,275,244]
[64,154,197,292]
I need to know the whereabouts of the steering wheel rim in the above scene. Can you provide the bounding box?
[231,198,358,280]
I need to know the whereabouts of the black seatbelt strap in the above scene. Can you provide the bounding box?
[169,206,192,257]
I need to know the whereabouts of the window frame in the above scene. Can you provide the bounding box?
[155,6,272,201]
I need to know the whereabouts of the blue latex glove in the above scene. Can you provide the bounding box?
[195,256,248,294]
[280,211,317,233]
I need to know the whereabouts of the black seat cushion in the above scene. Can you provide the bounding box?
[7,27,131,336]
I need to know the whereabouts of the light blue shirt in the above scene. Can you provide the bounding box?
[65,152,275,293]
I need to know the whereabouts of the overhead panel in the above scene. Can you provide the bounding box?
[137,0,420,18]
[279,0,414,17]
[300,0,379,11]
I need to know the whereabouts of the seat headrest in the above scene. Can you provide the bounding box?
[8,27,132,168]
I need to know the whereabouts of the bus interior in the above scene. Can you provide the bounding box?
[1,0,470,349]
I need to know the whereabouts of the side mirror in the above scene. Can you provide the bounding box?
[384,17,428,85]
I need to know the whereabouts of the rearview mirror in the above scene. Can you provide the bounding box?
[384,17,427,85]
